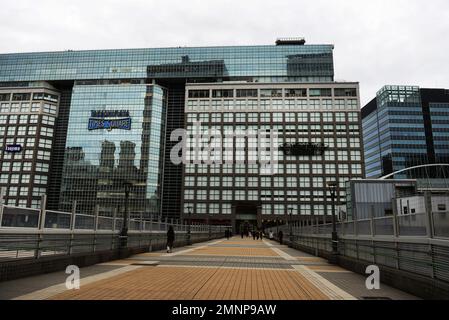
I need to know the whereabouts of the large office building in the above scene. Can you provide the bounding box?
[183,82,364,230]
[362,85,449,179]
[0,38,364,227]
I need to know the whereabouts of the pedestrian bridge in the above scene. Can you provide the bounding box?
[0,236,417,300]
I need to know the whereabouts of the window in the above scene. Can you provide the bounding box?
[212,89,233,98]
[260,113,271,122]
[188,90,209,98]
[0,93,11,102]
[20,174,31,184]
[184,189,194,200]
[40,127,54,137]
[10,104,20,112]
[0,103,9,113]
[34,175,48,184]
[335,113,346,122]
[29,115,38,124]
[309,88,332,97]
[285,88,307,97]
[260,89,282,97]
[43,104,57,115]
[12,93,31,101]
[36,163,49,172]
[438,204,447,211]
[33,92,58,102]
[236,89,257,98]
[334,88,357,97]
[273,113,283,122]
[10,174,20,184]
[19,187,29,196]
[12,162,21,171]
[1,162,10,171]
[31,103,41,112]
[42,116,55,126]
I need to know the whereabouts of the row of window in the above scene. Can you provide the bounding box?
[1,149,51,161]
[184,174,357,188]
[0,102,57,114]
[186,111,359,123]
[186,99,358,111]
[2,198,41,208]
[188,88,357,99]
[0,137,52,150]
[0,115,56,126]
[0,92,58,102]
[0,174,48,184]
[0,162,49,172]
[182,202,336,216]
[0,126,54,138]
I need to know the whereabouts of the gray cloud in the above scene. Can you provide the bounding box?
[0,0,448,105]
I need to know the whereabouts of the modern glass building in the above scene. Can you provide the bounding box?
[362,85,449,179]
[0,38,349,220]
[58,83,166,218]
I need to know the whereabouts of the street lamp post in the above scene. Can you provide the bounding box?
[288,206,293,245]
[187,206,192,245]
[120,182,132,249]
[327,180,338,264]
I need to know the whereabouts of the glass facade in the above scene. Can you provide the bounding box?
[430,102,449,163]
[362,85,449,179]
[59,84,166,217]
[0,45,334,83]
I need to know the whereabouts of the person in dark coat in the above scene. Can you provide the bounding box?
[278,230,283,245]
[225,229,230,240]
[167,226,175,253]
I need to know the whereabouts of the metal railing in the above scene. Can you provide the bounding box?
[268,208,449,284]
[0,204,227,262]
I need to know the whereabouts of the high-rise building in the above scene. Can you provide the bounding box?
[0,83,59,208]
[183,82,364,230]
[362,85,449,179]
[0,39,363,225]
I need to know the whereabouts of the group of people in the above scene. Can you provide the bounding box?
[165,225,285,254]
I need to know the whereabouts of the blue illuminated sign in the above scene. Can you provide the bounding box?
[5,144,23,153]
[88,110,131,131]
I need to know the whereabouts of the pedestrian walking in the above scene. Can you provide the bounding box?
[278,230,283,245]
[166,225,175,253]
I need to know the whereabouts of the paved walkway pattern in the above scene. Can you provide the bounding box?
[0,237,417,300]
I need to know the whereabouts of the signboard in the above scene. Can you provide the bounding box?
[280,142,328,156]
[88,110,131,131]
[5,144,23,153]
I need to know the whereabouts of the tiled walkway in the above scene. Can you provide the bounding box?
[1,236,418,300]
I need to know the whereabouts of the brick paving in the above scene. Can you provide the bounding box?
[2,236,418,300]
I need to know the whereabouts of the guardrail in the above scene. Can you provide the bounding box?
[267,210,449,285]
[0,204,227,262]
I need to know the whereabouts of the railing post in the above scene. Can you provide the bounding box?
[94,205,99,231]
[140,212,144,232]
[424,191,434,239]
[38,194,47,230]
[370,206,375,238]
[113,208,117,232]
[69,201,76,255]
[392,198,399,238]
[0,187,5,227]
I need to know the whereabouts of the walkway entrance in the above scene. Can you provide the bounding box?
[234,203,258,234]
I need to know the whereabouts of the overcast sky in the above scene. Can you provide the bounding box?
[1,0,448,105]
